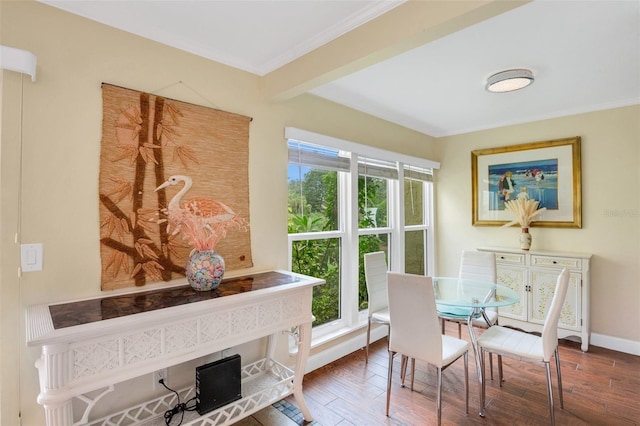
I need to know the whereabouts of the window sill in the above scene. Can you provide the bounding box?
[288,319,368,357]
[311,321,368,349]
[289,319,388,373]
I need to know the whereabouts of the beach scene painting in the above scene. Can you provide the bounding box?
[488,158,558,211]
[472,137,581,227]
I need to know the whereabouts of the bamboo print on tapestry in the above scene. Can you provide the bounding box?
[99,83,252,290]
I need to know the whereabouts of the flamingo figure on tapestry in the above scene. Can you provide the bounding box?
[155,175,244,252]
[156,175,236,224]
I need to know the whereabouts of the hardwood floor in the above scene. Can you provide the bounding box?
[283,322,640,426]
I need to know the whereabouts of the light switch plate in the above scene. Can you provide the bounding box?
[21,243,43,272]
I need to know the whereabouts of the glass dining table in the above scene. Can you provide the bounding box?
[432,276,520,417]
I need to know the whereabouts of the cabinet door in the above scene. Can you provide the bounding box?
[496,265,527,321]
[530,269,581,330]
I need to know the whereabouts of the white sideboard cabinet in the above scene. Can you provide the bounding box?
[26,270,323,426]
[477,247,591,352]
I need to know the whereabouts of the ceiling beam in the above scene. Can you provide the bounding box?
[261,0,531,102]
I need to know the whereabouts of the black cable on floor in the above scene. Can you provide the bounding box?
[159,379,197,426]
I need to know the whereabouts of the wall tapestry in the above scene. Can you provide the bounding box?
[99,83,253,290]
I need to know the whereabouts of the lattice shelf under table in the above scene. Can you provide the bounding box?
[86,358,295,426]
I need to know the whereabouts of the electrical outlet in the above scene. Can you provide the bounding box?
[153,368,168,389]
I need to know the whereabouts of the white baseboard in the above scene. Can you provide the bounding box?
[305,326,387,373]
[305,329,639,374]
[590,333,640,356]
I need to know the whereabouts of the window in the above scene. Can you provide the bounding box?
[357,158,393,310]
[287,142,345,326]
[404,166,434,275]
[286,128,438,338]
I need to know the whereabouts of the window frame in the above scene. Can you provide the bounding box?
[286,128,440,341]
[402,172,435,276]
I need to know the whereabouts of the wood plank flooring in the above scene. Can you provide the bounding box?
[281,322,640,426]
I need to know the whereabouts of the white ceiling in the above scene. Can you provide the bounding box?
[42,0,640,137]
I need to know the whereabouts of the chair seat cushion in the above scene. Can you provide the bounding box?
[371,308,390,323]
[477,325,545,362]
[441,335,469,365]
[470,310,498,327]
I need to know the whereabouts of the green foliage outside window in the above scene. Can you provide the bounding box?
[289,170,340,326]
[290,235,340,326]
[358,176,387,310]
[288,169,389,325]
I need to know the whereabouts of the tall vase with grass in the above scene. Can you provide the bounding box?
[502,198,546,250]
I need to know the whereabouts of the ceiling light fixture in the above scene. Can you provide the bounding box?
[485,69,534,93]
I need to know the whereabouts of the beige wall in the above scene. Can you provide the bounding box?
[2,1,638,425]
[0,1,436,424]
[435,105,640,345]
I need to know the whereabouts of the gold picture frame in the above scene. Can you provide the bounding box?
[472,136,582,228]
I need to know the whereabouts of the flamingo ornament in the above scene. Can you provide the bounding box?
[155,175,235,225]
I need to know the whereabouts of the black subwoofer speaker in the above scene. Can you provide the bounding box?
[195,354,242,415]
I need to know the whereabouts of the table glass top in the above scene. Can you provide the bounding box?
[432,276,519,311]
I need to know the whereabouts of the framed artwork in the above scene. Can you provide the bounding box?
[471,136,582,228]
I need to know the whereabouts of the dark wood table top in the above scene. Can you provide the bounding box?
[49,271,300,329]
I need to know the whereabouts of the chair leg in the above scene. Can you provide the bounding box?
[555,347,564,409]
[457,322,462,339]
[498,354,504,386]
[464,352,469,415]
[436,366,443,426]
[400,355,417,390]
[385,323,390,346]
[365,318,372,363]
[489,352,494,380]
[400,355,407,386]
[480,349,486,412]
[410,357,416,391]
[544,361,556,426]
[386,350,395,416]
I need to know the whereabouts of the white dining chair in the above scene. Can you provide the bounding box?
[440,250,499,338]
[477,268,570,425]
[386,272,469,425]
[363,251,390,363]
[439,250,498,378]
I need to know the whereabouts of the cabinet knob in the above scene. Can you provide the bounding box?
[553,261,557,264]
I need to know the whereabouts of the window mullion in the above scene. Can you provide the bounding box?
[341,153,360,326]
[425,181,436,276]
[358,227,393,236]
[389,163,404,273]
[288,230,343,241]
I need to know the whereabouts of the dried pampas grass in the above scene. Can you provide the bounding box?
[502,198,546,228]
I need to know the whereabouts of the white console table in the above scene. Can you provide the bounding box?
[26,270,323,426]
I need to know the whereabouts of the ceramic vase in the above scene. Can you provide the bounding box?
[185,249,225,291]
[519,228,532,251]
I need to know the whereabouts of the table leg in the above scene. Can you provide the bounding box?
[40,400,73,426]
[37,345,75,426]
[467,310,485,417]
[292,321,313,422]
